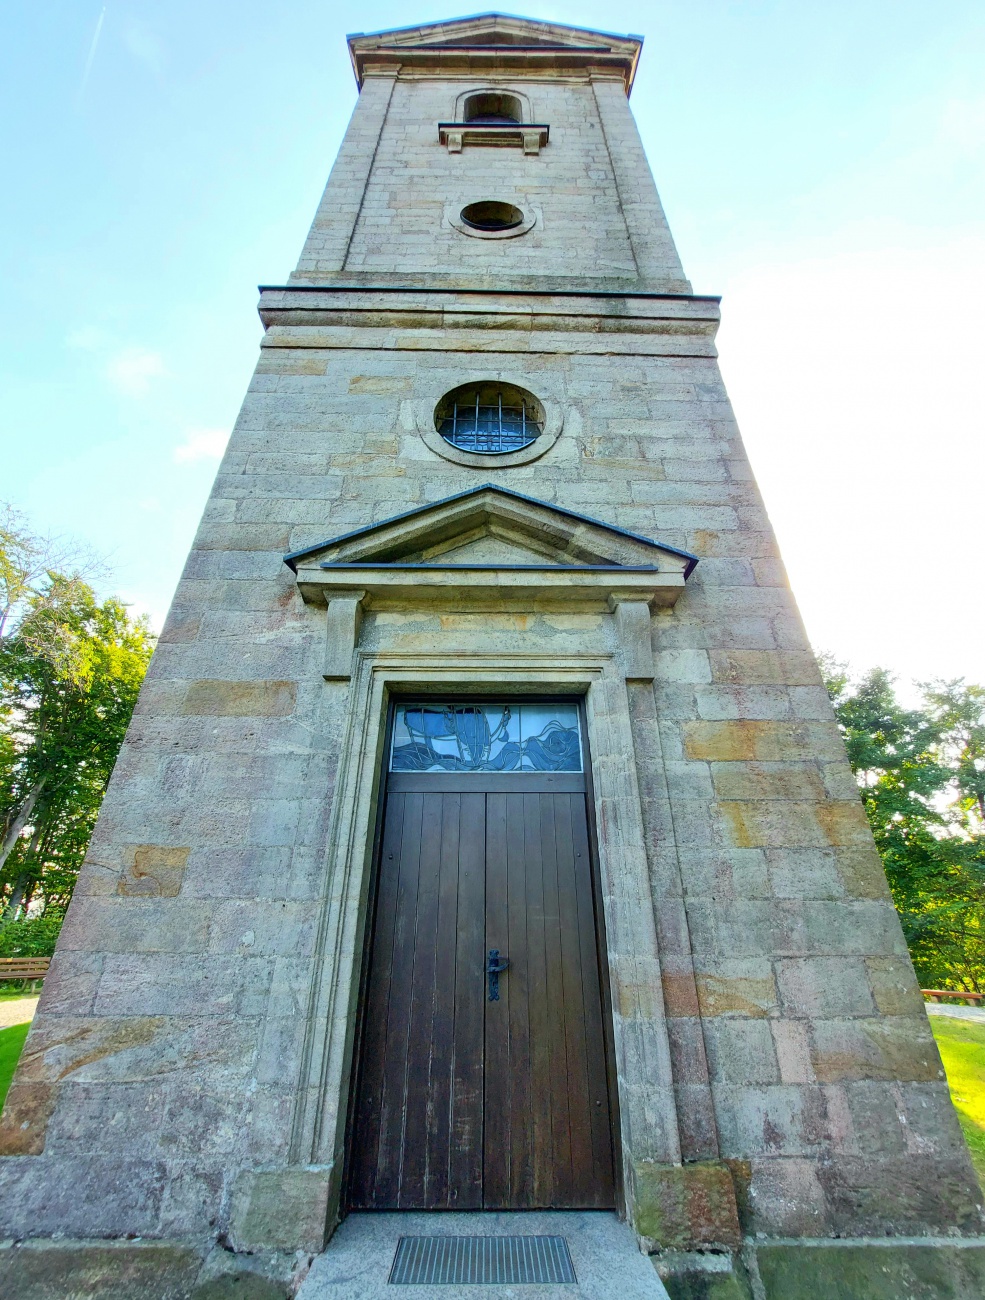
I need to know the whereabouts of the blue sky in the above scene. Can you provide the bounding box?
[3,2,984,690]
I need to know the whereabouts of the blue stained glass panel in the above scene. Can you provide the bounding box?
[390,703,581,773]
[519,704,581,772]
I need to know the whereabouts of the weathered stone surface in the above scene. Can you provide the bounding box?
[709,650,821,686]
[661,1239,985,1300]
[0,1154,169,1238]
[710,762,827,802]
[658,1256,752,1300]
[816,1154,984,1235]
[809,1017,945,1083]
[632,1161,742,1250]
[865,953,928,1015]
[230,1168,334,1253]
[179,679,297,716]
[193,1277,288,1300]
[0,8,978,1260]
[683,720,845,763]
[756,1243,985,1299]
[0,1242,203,1300]
[694,964,778,1018]
[0,1080,56,1154]
[117,846,191,897]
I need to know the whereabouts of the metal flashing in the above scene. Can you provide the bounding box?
[319,563,662,572]
[283,482,699,576]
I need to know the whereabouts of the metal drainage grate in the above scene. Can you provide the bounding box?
[389,1235,576,1285]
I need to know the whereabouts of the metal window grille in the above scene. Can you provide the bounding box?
[438,392,541,454]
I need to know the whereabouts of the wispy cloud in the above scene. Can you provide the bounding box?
[123,19,167,78]
[66,325,109,351]
[935,94,985,156]
[173,428,230,464]
[66,330,168,397]
[78,6,106,106]
[105,347,167,397]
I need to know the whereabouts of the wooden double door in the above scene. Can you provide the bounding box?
[348,703,615,1211]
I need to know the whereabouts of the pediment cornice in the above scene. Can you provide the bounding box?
[285,484,697,613]
[347,14,642,92]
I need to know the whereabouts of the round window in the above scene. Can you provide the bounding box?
[434,383,544,455]
[459,201,524,232]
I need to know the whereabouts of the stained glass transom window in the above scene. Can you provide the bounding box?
[390,703,582,773]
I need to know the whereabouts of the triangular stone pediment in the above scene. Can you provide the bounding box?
[350,14,634,53]
[285,484,696,574]
[348,15,642,91]
[417,31,589,49]
[435,532,553,565]
[285,485,696,613]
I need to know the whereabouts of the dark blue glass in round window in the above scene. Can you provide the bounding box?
[435,382,543,455]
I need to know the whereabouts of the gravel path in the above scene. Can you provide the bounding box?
[0,996,38,1029]
[925,1002,985,1023]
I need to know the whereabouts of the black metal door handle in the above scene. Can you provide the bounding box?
[487,949,510,1001]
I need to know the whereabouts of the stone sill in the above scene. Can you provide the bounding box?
[437,121,550,153]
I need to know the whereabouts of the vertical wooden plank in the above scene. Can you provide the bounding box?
[523,791,552,1205]
[570,793,616,1205]
[506,792,532,1206]
[554,792,595,1204]
[372,790,424,1205]
[450,791,485,1208]
[399,790,444,1206]
[425,792,460,1206]
[348,791,405,1207]
[350,724,614,1214]
[483,792,510,1208]
[540,792,574,1200]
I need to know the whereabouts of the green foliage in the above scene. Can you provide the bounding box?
[0,911,65,957]
[0,505,155,932]
[823,660,985,991]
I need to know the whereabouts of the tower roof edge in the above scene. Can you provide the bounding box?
[346,12,643,94]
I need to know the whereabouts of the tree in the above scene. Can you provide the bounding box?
[0,506,155,953]
[823,661,985,991]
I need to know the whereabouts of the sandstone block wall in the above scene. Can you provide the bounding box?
[294,70,689,291]
[0,19,979,1252]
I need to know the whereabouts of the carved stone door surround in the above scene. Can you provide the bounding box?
[282,486,699,1236]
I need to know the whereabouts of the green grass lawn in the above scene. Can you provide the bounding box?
[0,1022,30,1112]
[931,1016,985,1190]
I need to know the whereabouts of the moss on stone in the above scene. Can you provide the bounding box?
[191,1273,289,1300]
[0,1242,203,1300]
[633,1161,741,1249]
[756,1243,985,1299]
[661,1268,752,1300]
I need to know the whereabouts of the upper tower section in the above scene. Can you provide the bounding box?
[291,13,691,294]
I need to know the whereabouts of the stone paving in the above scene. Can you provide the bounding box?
[296,1212,670,1300]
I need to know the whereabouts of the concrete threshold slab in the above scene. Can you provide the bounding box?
[296,1211,670,1300]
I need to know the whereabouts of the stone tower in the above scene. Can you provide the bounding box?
[2,14,982,1298]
